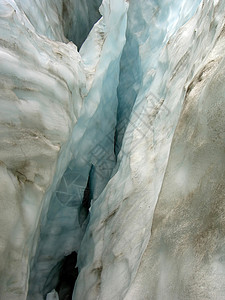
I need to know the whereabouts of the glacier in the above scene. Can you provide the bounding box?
[0,0,225,300]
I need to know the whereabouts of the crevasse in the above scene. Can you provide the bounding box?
[1,0,225,299]
[28,0,202,298]
[28,1,128,298]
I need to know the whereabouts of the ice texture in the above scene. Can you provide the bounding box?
[1,0,225,299]
[27,0,128,299]
[115,0,202,152]
[0,1,86,299]
[46,290,59,300]
[74,0,225,300]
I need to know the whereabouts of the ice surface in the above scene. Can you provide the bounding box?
[13,0,102,47]
[125,7,225,298]
[46,290,59,300]
[115,0,202,152]
[1,0,225,299]
[0,1,86,299]
[28,0,128,298]
[73,0,225,299]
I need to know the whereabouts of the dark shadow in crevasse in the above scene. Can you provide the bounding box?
[79,165,93,226]
[55,166,94,300]
[63,0,103,50]
[55,252,78,300]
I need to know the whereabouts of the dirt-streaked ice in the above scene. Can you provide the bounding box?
[1,0,225,300]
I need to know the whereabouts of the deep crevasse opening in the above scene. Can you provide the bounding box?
[31,1,202,299]
[27,0,203,299]
[27,0,127,298]
[62,0,102,49]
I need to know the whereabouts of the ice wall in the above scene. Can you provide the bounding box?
[28,1,128,299]
[115,0,202,152]
[126,16,225,298]
[0,0,103,299]
[1,0,225,299]
[73,0,225,299]
[13,0,102,47]
[0,1,85,299]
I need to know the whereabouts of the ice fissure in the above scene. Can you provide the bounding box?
[55,251,78,300]
[1,0,225,299]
